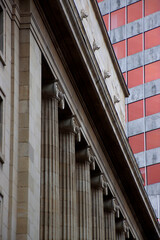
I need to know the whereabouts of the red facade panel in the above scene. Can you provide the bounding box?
[123,72,126,82]
[103,14,109,30]
[128,34,143,56]
[111,8,125,30]
[145,61,160,82]
[147,164,160,185]
[113,40,126,59]
[145,27,160,50]
[145,0,160,16]
[140,167,146,186]
[146,95,160,116]
[125,105,127,122]
[146,129,160,150]
[129,133,144,154]
[127,1,142,23]
[128,100,144,121]
[128,67,143,88]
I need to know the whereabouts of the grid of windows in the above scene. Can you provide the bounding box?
[99,0,160,219]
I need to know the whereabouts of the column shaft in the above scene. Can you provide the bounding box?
[105,211,116,240]
[116,232,125,240]
[59,131,77,240]
[76,161,92,240]
[40,98,59,240]
[92,188,105,240]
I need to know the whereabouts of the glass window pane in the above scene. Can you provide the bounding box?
[145,0,160,16]
[128,100,144,121]
[147,164,160,185]
[113,40,126,59]
[128,67,143,88]
[146,129,160,150]
[129,133,144,154]
[128,34,143,56]
[145,95,160,116]
[103,14,109,30]
[145,61,160,83]
[145,27,160,50]
[127,1,142,23]
[111,8,125,30]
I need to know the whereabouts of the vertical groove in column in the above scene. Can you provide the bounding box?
[92,188,105,240]
[76,161,92,240]
[60,131,77,240]
[40,98,59,240]
[105,211,116,240]
[116,231,125,240]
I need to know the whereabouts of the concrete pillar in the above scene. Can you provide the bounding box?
[104,198,116,240]
[40,82,64,240]
[17,28,41,240]
[91,174,105,240]
[59,116,81,240]
[76,147,95,240]
[116,220,127,240]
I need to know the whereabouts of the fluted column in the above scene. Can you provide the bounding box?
[116,220,127,240]
[104,198,116,240]
[40,82,64,240]
[91,174,105,240]
[76,147,95,240]
[59,116,81,240]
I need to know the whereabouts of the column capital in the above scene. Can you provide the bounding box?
[104,198,116,213]
[59,116,81,141]
[116,220,127,233]
[91,173,107,190]
[76,146,96,165]
[42,82,65,109]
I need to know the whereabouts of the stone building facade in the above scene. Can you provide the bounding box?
[0,0,160,239]
[98,0,160,220]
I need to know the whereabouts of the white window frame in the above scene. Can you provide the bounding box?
[0,90,5,164]
[0,1,6,65]
[0,194,3,240]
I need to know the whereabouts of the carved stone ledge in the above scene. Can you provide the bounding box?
[59,116,81,141]
[113,95,120,104]
[93,39,100,52]
[80,9,88,20]
[42,82,65,109]
[104,70,111,79]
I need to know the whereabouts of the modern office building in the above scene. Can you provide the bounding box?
[0,0,160,239]
[98,0,160,221]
